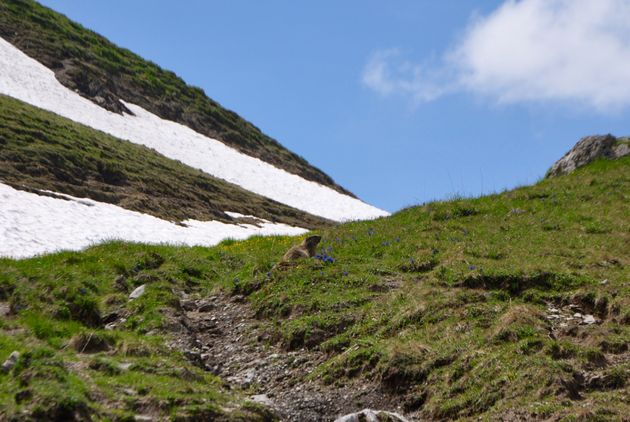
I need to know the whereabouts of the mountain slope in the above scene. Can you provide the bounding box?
[0,94,329,228]
[0,0,352,196]
[0,33,387,223]
[1,154,627,421]
[0,0,387,258]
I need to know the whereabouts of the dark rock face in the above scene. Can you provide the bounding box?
[546,135,630,177]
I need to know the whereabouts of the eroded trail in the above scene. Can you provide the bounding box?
[172,294,400,421]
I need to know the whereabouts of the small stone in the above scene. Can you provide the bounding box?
[1,351,20,373]
[242,368,256,385]
[232,295,246,303]
[180,300,196,311]
[574,313,582,318]
[118,362,132,371]
[582,315,597,325]
[251,394,273,407]
[197,302,215,312]
[335,409,410,422]
[129,284,146,300]
[600,279,608,285]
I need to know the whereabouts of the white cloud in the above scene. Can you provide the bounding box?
[362,0,630,111]
[361,49,449,103]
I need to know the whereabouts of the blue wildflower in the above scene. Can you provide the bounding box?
[468,265,477,270]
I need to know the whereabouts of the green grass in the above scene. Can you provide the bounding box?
[1,157,628,420]
[0,0,351,196]
[0,94,329,229]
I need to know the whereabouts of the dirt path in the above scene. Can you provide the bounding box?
[172,294,404,421]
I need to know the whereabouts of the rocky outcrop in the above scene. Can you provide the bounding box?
[546,135,630,177]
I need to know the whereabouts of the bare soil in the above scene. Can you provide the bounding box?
[172,294,407,422]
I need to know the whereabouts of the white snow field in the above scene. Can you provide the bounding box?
[0,183,307,259]
[0,38,388,222]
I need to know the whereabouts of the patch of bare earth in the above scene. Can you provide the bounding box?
[171,294,406,421]
[545,301,629,399]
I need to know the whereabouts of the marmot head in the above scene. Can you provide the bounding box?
[303,235,322,254]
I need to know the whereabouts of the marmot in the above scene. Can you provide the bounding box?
[277,235,321,267]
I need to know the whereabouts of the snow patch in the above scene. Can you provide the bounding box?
[0,183,307,259]
[0,38,388,222]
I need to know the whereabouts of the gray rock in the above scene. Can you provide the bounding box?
[242,368,256,385]
[251,394,274,407]
[547,134,630,177]
[179,299,197,311]
[197,301,216,312]
[335,409,410,422]
[1,351,20,373]
[582,314,597,325]
[129,284,146,300]
[228,367,256,387]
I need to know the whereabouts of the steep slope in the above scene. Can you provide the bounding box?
[0,0,388,257]
[1,152,627,420]
[0,34,387,223]
[0,94,329,228]
[0,0,352,196]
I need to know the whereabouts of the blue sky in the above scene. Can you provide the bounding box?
[38,0,630,212]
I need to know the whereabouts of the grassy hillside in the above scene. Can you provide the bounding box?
[0,0,353,197]
[0,94,329,229]
[1,156,628,420]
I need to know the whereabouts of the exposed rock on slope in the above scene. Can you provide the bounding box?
[547,134,630,177]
